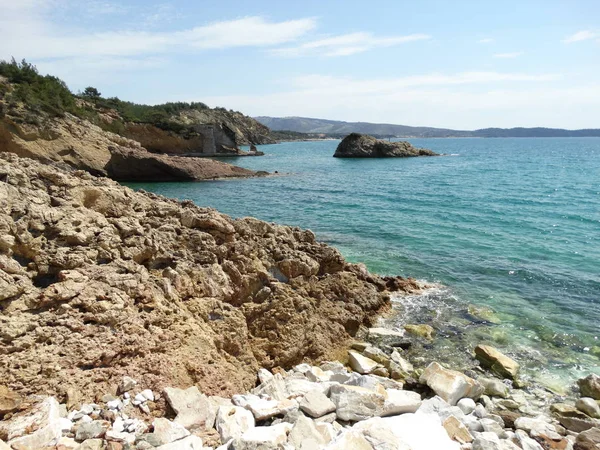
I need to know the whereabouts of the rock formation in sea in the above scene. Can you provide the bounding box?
[0,152,422,403]
[333,133,439,158]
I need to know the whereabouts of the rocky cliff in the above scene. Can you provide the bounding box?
[0,77,263,181]
[333,133,439,158]
[0,153,423,403]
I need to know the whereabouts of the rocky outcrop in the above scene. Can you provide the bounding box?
[0,152,423,403]
[474,345,520,380]
[105,146,260,181]
[0,111,264,181]
[333,133,439,158]
[123,122,266,157]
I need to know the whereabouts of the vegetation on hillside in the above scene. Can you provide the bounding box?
[0,59,272,142]
[0,58,79,119]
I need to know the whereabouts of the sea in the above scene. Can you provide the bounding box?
[127,137,600,393]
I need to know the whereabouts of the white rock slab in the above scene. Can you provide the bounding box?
[299,390,336,418]
[232,423,292,450]
[381,389,422,416]
[348,350,379,375]
[329,384,386,422]
[419,362,484,405]
[152,418,190,446]
[215,405,255,442]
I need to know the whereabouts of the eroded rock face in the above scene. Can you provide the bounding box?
[333,133,439,158]
[0,109,263,182]
[0,153,422,403]
[105,146,259,181]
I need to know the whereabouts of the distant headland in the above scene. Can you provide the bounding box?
[256,116,600,139]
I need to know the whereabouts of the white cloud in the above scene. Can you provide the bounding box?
[563,30,598,43]
[288,72,560,95]
[0,1,316,61]
[478,38,494,44]
[270,32,431,57]
[493,52,524,58]
[193,73,599,129]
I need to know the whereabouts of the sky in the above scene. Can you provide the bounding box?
[1,0,599,129]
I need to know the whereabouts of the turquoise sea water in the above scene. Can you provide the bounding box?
[128,138,600,390]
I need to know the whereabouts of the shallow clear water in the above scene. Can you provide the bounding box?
[127,138,600,390]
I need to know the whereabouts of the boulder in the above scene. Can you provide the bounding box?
[299,390,336,418]
[404,324,435,340]
[382,413,461,450]
[333,133,439,158]
[151,418,190,446]
[472,432,502,450]
[552,402,600,432]
[457,398,476,415]
[288,415,327,449]
[231,423,292,450]
[163,387,216,431]
[381,389,422,416]
[252,373,288,402]
[118,376,137,394]
[329,384,386,422]
[215,405,255,442]
[75,420,110,441]
[575,427,600,450]
[576,398,600,419]
[443,415,474,444]
[578,375,600,400]
[514,416,561,440]
[2,397,63,450]
[325,429,374,449]
[479,377,509,398]
[474,345,520,380]
[419,362,484,405]
[348,350,380,374]
[232,394,297,421]
[514,430,544,450]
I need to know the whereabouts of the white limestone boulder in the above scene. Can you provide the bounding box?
[419,362,484,405]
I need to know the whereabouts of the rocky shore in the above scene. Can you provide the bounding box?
[0,152,421,402]
[2,153,599,450]
[333,133,439,158]
[1,337,599,449]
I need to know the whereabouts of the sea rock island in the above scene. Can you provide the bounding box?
[333,133,439,158]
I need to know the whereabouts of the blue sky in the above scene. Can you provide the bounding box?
[1,0,599,129]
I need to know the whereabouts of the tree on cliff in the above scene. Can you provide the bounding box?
[82,86,102,103]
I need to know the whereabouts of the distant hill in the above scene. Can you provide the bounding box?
[255,116,600,138]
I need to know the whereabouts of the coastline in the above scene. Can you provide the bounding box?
[2,152,600,449]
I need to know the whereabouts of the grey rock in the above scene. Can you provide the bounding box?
[164,386,216,431]
[479,378,509,398]
[578,374,600,400]
[215,405,255,442]
[381,389,422,416]
[152,418,190,446]
[118,376,137,394]
[419,362,484,406]
[457,398,476,415]
[576,397,600,419]
[300,390,336,418]
[329,384,386,422]
[288,415,326,449]
[75,420,109,441]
